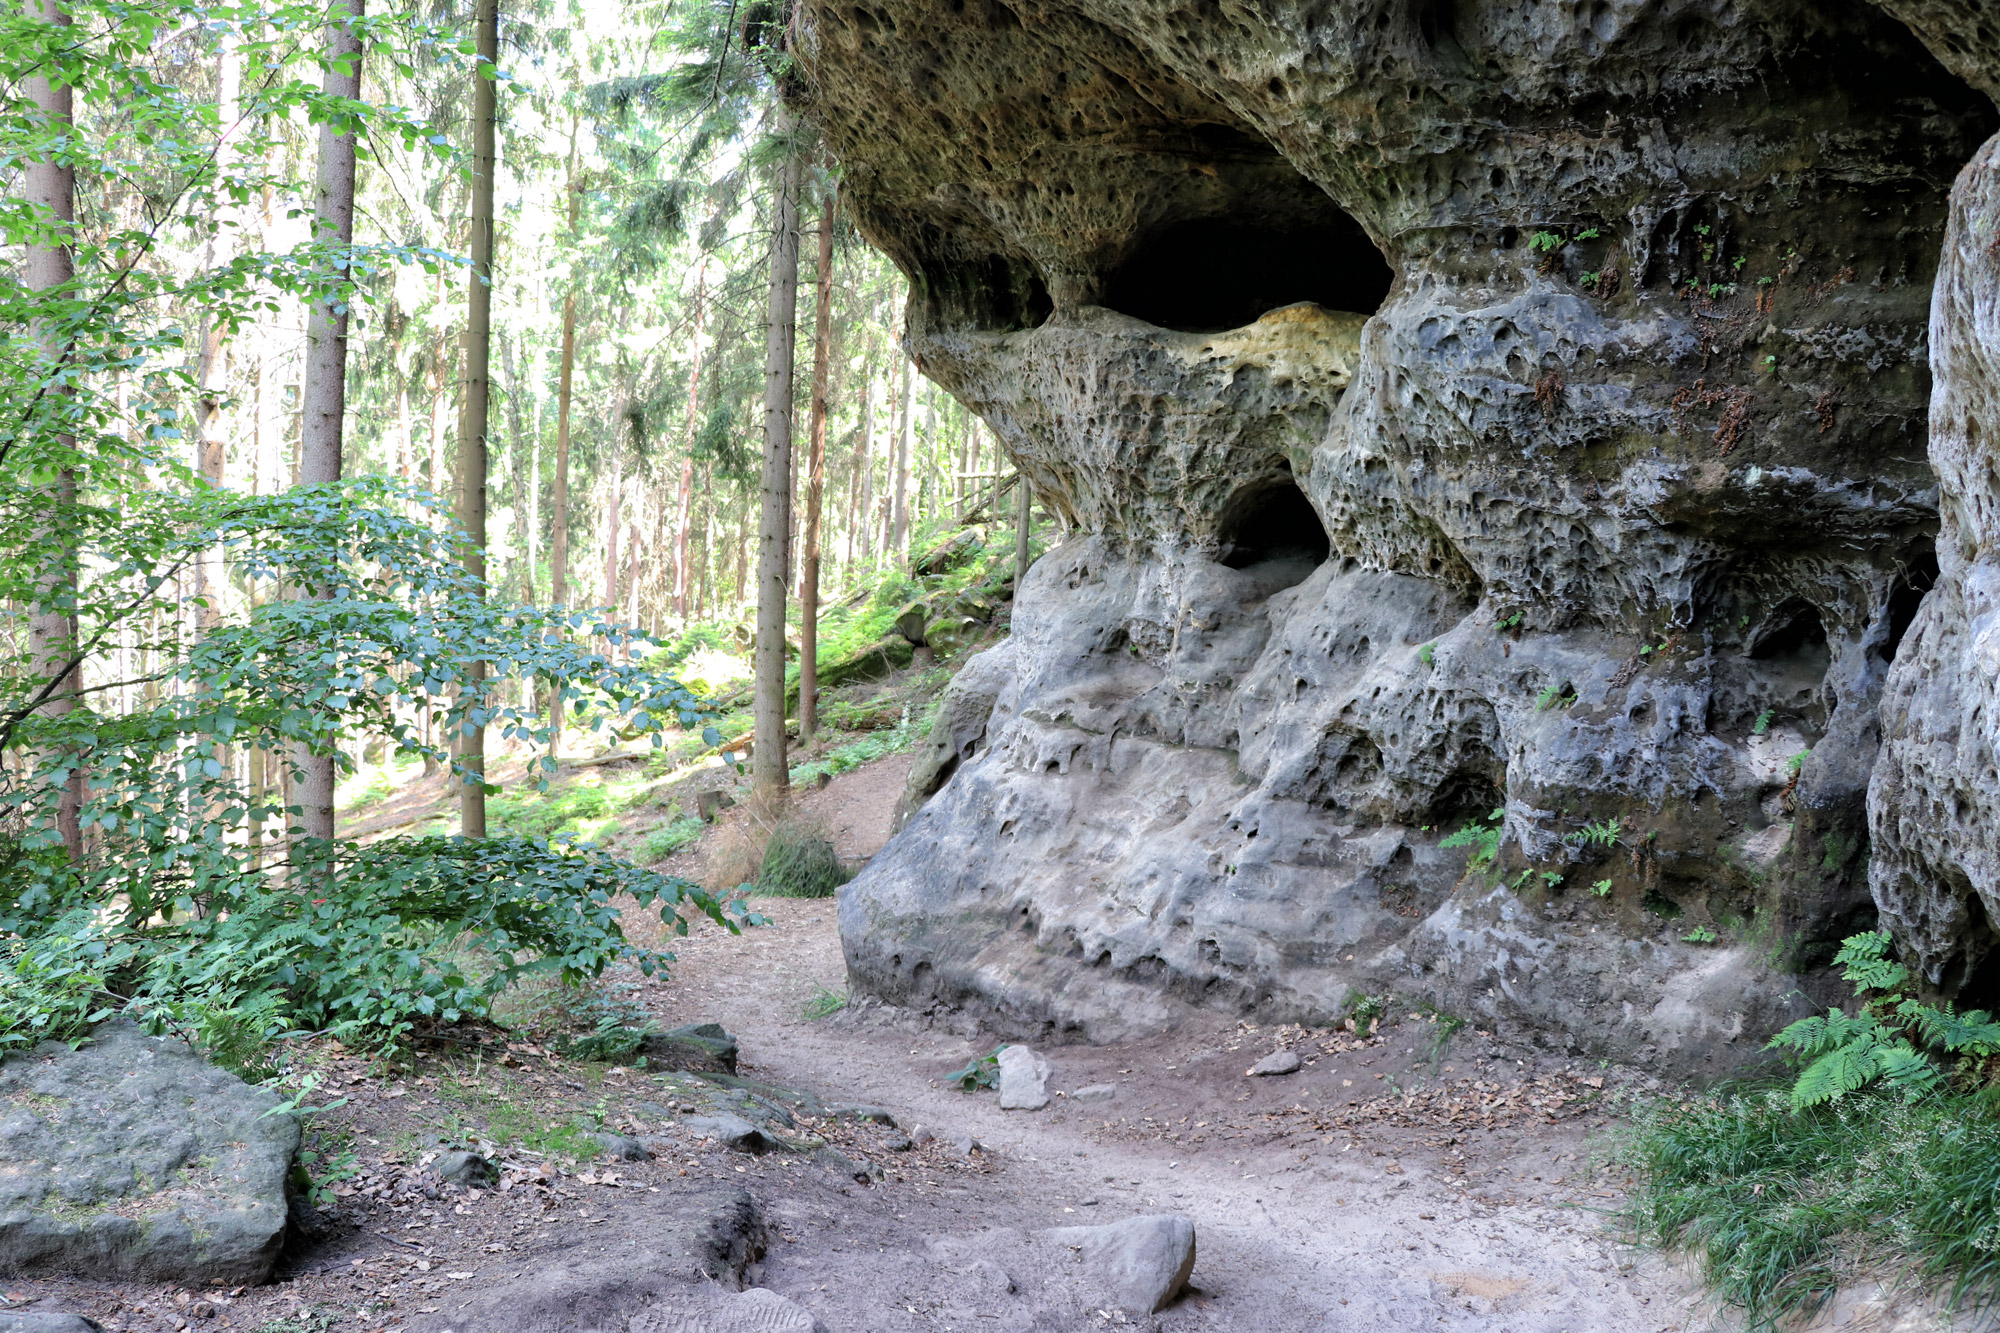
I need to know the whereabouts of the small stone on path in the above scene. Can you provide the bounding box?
[435,1150,497,1188]
[1249,1049,1301,1076]
[996,1045,1050,1109]
[1070,1082,1117,1103]
[1044,1214,1197,1313]
[0,1315,105,1333]
[591,1132,652,1161]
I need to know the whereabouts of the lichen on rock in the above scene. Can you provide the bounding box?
[798,0,2000,1075]
[0,1023,298,1284]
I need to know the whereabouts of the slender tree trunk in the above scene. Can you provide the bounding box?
[1016,476,1032,582]
[499,333,530,600]
[752,126,805,803]
[24,0,80,859]
[673,265,706,618]
[455,0,497,839]
[892,350,913,558]
[194,26,240,630]
[604,447,622,608]
[548,125,580,756]
[294,0,363,849]
[850,372,873,570]
[799,192,835,743]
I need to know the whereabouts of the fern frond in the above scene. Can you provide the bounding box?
[1790,1039,1883,1110]
[1875,1043,1944,1100]
[1835,930,1909,995]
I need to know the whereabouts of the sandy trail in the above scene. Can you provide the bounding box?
[631,756,1715,1332]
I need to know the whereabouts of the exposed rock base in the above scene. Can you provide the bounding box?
[800,0,2000,1071]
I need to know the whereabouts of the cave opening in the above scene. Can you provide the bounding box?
[1879,548,1940,663]
[1216,477,1330,571]
[1749,601,1830,665]
[1102,209,1392,333]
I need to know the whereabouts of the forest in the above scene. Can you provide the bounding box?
[0,0,1020,1052]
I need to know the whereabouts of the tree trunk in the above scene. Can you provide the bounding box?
[850,371,873,570]
[799,191,835,744]
[455,0,497,840]
[752,121,805,805]
[673,265,707,618]
[294,0,364,849]
[548,124,580,756]
[193,25,240,631]
[892,350,913,559]
[22,147,79,859]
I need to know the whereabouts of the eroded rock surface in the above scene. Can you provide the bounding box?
[1869,125,2000,993]
[796,0,2000,1072]
[0,1023,298,1285]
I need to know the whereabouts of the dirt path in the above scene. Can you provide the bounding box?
[626,756,1720,1332]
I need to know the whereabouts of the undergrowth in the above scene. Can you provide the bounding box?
[1626,930,2000,1327]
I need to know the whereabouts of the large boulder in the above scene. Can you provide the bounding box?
[0,1022,298,1284]
[805,0,2000,1075]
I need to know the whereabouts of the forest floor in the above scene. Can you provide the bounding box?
[0,654,1964,1332]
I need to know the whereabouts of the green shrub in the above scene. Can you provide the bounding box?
[756,824,851,898]
[1440,808,1504,874]
[1770,931,2000,1110]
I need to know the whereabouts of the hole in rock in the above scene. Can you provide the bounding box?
[1878,548,1939,663]
[1102,210,1391,333]
[1215,479,1330,572]
[1956,894,2000,1008]
[1749,601,1829,664]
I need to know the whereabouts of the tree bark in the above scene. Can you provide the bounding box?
[455,0,497,839]
[752,119,805,805]
[22,56,79,856]
[799,190,835,743]
[548,122,580,755]
[892,349,913,559]
[193,25,240,632]
[672,265,706,618]
[850,371,873,570]
[295,0,364,848]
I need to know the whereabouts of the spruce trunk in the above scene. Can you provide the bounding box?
[455,0,497,839]
[295,0,363,849]
[752,125,805,805]
[799,192,835,743]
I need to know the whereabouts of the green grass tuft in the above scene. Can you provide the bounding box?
[1625,1088,2000,1329]
[756,823,851,898]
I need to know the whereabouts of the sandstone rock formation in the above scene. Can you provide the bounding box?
[0,1024,298,1284]
[1866,13,2000,997]
[793,0,2000,1073]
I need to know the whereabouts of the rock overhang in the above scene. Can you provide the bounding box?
[797,0,2000,1075]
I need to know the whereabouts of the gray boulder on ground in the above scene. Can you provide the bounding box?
[995,1045,1050,1110]
[433,1150,497,1188]
[0,1315,105,1332]
[1070,1083,1117,1103]
[407,1186,764,1333]
[590,1132,652,1162]
[1046,1214,1198,1314]
[1250,1050,1302,1076]
[684,1113,780,1153]
[640,1023,740,1075]
[929,1213,1197,1317]
[0,1022,298,1285]
[631,1288,830,1333]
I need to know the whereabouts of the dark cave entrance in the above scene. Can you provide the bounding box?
[1216,477,1330,571]
[1102,209,1392,334]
